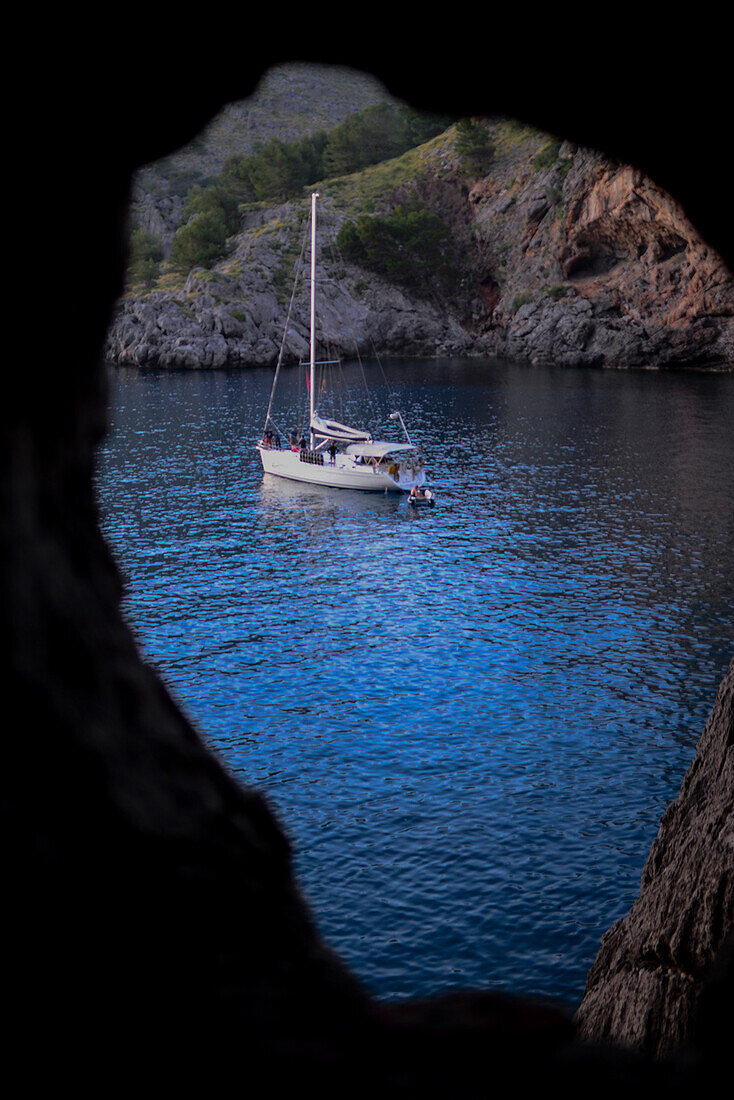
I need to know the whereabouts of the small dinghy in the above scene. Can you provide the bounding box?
[408,488,435,508]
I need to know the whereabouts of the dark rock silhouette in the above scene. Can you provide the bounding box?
[576,660,733,1057]
[7,39,732,1093]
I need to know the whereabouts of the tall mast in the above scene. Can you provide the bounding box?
[309,191,318,451]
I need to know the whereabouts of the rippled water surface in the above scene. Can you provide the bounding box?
[96,359,734,1008]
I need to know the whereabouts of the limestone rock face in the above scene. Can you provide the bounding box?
[470,146,734,368]
[107,129,733,371]
[106,197,477,369]
[575,659,734,1058]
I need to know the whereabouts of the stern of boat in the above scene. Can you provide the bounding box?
[382,461,426,492]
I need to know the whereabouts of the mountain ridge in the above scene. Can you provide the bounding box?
[131,63,401,250]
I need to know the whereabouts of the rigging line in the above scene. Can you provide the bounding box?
[297,355,302,431]
[337,357,345,422]
[331,360,340,421]
[320,305,343,423]
[328,232,388,428]
[328,358,344,425]
[324,358,332,417]
[345,314,381,429]
[367,331,398,419]
[263,208,310,433]
[265,415,289,441]
[339,247,393,407]
[357,352,379,427]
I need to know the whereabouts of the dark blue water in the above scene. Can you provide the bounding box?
[95,358,734,1009]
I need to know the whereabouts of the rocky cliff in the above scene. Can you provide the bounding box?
[575,658,733,1059]
[107,117,733,371]
[10,45,734,1095]
[473,147,734,367]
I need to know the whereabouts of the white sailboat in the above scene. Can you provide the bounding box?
[257,192,427,493]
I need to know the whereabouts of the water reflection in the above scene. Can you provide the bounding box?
[259,470,405,515]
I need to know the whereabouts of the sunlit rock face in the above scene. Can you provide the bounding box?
[469,146,734,368]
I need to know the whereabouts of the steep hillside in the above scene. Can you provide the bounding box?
[132,63,399,248]
[109,103,733,371]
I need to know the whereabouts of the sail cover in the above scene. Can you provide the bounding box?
[311,414,372,443]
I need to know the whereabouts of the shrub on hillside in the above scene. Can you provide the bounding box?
[454,118,496,176]
[169,209,229,272]
[182,182,241,234]
[127,227,164,288]
[220,104,451,206]
[337,199,456,292]
[324,104,449,177]
[533,139,561,170]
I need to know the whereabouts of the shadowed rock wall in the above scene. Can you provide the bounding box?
[576,660,733,1057]
[7,38,733,1094]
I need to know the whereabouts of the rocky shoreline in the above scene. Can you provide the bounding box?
[107,130,734,373]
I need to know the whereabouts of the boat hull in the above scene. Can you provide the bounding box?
[258,446,425,492]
